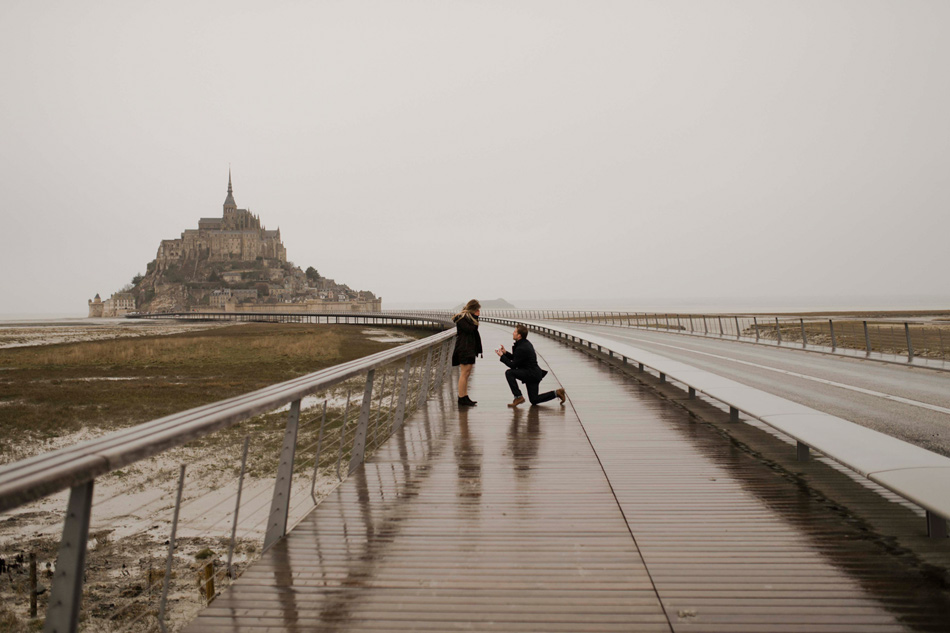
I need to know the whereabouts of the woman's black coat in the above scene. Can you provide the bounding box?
[452,314,482,366]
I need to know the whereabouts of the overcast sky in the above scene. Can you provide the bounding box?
[1,1,948,316]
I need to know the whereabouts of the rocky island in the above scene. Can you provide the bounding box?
[89,173,380,316]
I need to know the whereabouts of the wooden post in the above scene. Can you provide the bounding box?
[30,552,37,618]
[203,561,215,603]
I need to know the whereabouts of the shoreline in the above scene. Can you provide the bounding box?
[0,319,236,349]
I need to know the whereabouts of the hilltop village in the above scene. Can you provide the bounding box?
[89,175,380,316]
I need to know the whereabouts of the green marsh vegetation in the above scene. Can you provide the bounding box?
[0,323,430,464]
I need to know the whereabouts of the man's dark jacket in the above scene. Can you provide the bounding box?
[499,338,548,383]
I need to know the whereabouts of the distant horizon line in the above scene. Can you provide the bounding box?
[5,293,949,321]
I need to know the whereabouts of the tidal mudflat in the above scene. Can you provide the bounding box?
[0,321,428,632]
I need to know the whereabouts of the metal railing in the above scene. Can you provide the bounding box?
[127,311,448,329]
[384,309,950,370]
[0,318,455,633]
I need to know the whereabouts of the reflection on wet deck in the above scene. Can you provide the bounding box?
[186,324,950,632]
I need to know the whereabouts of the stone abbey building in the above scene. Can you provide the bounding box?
[88,173,380,316]
[155,172,286,268]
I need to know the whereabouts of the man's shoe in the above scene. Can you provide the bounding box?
[507,396,525,408]
[556,388,567,404]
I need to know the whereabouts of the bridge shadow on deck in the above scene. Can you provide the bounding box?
[186,323,950,633]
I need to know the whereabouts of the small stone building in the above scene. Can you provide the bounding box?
[88,292,136,317]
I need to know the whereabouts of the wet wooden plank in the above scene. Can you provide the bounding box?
[185,323,950,632]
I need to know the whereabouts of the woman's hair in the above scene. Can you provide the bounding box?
[454,299,481,322]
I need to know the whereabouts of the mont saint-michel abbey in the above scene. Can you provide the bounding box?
[89,174,380,316]
[156,173,287,267]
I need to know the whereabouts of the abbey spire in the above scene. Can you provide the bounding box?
[223,169,237,211]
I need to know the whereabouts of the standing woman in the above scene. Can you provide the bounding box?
[452,299,482,407]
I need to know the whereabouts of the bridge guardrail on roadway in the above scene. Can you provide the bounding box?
[483,316,950,540]
[0,315,455,633]
[386,309,950,370]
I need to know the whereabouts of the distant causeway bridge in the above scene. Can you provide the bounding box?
[2,310,949,632]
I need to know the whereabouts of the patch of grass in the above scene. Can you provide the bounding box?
[751,320,950,359]
[0,323,430,462]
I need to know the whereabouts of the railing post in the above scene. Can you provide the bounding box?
[336,391,351,480]
[158,466,185,633]
[43,480,94,633]
[735,316,740,339]
[394,356,412,431]
[373,370,388,448]
[830,319,836,351]
[905,322,914,362]
[264,398,301,552]
[703,315,708,334]
[348,369,375,474]
[864,321,871,357]
[797,442,811,461]
[446,339,455,385]
[927,511,948,539]
[801,318,807,348]
[754,317,759,341]
[717,315,724,336]
[440,340,453,389]
[227,435,251,577]
[310,401,328,502]
[775,317,782,345]
[418,348,433,407]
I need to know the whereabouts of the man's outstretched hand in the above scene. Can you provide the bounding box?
[495,345,506,357]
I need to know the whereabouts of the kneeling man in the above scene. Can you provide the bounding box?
[496,324,566,407]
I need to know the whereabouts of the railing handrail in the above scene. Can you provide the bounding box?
[0,326,454,514]
[382,309,949,370]
[384,307,946,324]
[127,311,448,324]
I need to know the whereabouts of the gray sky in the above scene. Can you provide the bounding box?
[1,1,948,316]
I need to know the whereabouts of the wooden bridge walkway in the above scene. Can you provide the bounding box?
[185,323,950,632]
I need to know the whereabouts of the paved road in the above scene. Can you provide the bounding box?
[549,323,950,457]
